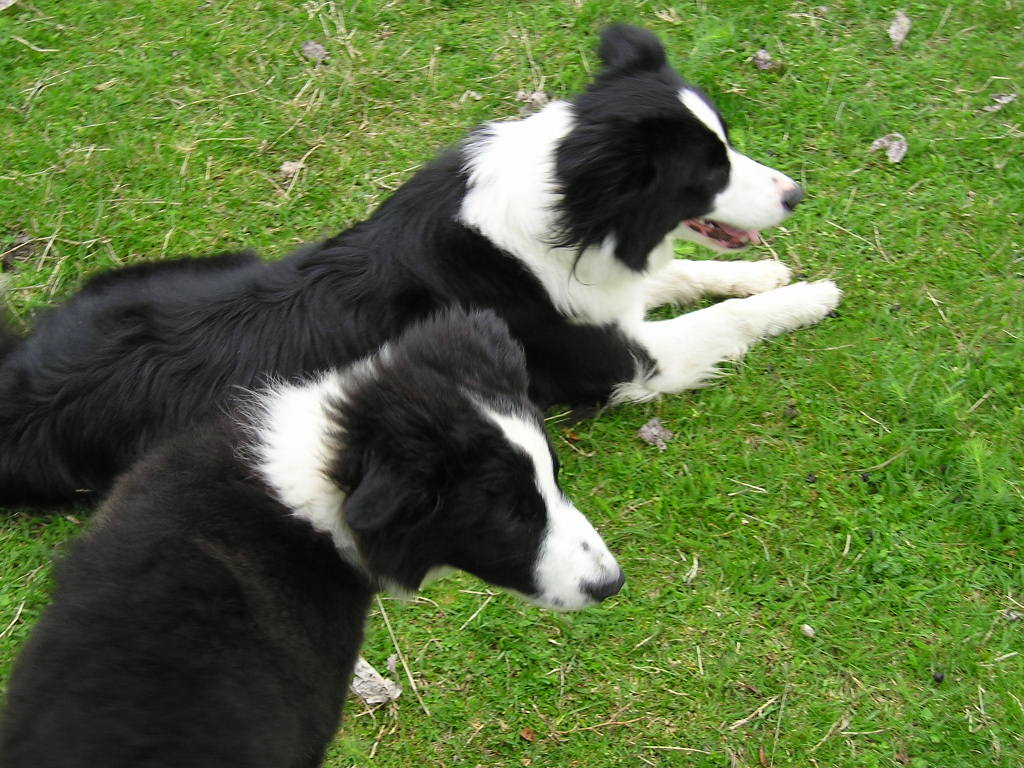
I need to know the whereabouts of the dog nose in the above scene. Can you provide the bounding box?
[782,184,804,211]
[584,569,625,602]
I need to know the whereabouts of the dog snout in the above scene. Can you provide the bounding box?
[781,183,804,212]
[583,568,625,602]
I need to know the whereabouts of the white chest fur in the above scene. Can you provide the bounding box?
[459,101,671,329]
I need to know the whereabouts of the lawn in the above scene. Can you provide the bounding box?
[1,1,1022,766]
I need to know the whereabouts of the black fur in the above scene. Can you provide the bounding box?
[555,25,731,270]
[329,311,555,595]
[596,23,668,74]
[0,24,725,508]
[0,318,18,361]
[0,309,598,767]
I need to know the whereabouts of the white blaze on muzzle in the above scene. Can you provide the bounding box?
[677,88,803,245]
[481,407,624,611]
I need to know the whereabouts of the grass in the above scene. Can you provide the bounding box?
[2,0,1022,766]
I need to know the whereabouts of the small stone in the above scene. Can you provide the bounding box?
[982,93,1017,113]
[279,160,305,179]
[752,49,772,69]
[350,657,401,706]
[870,133,908,164]
[751,49,783,71]
[933,670,944,683]
[636,417,673,452]
[300,40,328,64]
[800,624,816,638]
[888,10,911,49]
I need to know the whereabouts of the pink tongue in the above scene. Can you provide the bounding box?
[715,220,761,245]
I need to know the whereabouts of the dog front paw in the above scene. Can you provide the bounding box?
[725,259,792,296]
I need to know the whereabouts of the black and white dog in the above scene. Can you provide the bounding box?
[0,310,623,768]
[0,24,840,506]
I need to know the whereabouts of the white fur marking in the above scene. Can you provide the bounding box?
[708,150,799,231]
[680,88,727,143]
[459,101,650,327]
[679,88,801,233]
[481,406,622,611]
[252,370,363,569]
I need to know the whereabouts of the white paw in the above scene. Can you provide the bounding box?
[691,258,792,298]
[726,280,842,337]
[726,260,792,296]
[790,279,843,317]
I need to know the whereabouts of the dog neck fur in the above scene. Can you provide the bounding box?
[249,369,364,573]
[249,354,452,594]
[459,101,661,328]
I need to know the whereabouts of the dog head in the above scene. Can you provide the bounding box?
[254,310,623,611]
[555,24,803,269]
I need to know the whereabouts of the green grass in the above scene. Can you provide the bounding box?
[2,1,1022,766]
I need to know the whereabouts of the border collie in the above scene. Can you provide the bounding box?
[0,309,623,767]
[0,24,840,506]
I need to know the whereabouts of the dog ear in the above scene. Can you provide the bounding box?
[598,24,667,73]
[555,118,693,272]
[343,459,408,532]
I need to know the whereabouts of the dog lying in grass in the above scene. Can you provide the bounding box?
[0,24,839,507]
[0,310,623,768]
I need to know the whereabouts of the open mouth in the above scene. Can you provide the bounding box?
[683,218,762,249]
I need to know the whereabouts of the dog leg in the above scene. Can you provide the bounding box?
[615,280,842,403]
[643,258,792,310]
